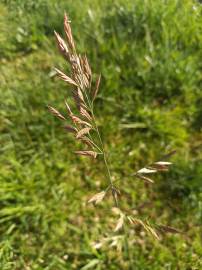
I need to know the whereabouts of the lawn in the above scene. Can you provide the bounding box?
[0,0,202,269]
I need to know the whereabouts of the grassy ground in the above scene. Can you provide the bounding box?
[0,0,202,269]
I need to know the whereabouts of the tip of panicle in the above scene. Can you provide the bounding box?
[64,12,71,23]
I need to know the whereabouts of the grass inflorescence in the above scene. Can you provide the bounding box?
[48,13,179,241]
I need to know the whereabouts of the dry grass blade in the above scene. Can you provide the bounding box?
[54,68,78,86]
[76,127,91,139]
[75,150,98,159]
[47,106,66,120]
[88,191,106,204]
[92,74,101,101]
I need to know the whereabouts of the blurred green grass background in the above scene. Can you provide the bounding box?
[0,0,202,269]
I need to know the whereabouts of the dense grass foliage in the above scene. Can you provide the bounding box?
[0,0,202,269]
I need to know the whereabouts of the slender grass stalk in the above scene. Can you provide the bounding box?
[91,111,119,207]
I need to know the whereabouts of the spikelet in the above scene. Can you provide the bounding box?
[77,88,85,102]
[76,127,91,139]
[83,54,92,80]
[54,31,69,60]
[137,168,157,174]
[64,125,77,134]
[48,106,66,120]
[132,218,160,240]
[70,115,92,127]
[88,191,106,204]
[155,161,172,166]
[145,223,160,240]
[136,174,154,184]
[54,68,78,86]
[79,107,92,121]
[65,100,73,116]
[132,218,148,230]
[92,74,101,101]
[75,150,98,159]
[157,225,181,234]
[78,137,94,148]
[64,13,75,51]
[72,89,85,110]
[114,215,124,232]
[162,150,176,159]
